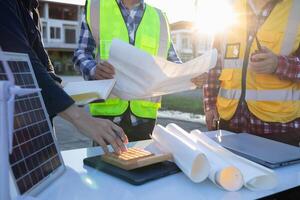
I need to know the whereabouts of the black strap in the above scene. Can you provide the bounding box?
[238,0,280,105]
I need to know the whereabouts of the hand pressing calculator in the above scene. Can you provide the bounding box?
[101,148,172,170]
[83,147,180,185]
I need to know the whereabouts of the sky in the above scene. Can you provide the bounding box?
[145,0,197,23]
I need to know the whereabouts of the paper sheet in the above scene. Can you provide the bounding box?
[152,125,210,183]
[166,124,244,192]
[191,130,278,191]
[108,39,217,100]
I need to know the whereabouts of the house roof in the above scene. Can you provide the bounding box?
[40,0,85,6]
[170,21,195,31]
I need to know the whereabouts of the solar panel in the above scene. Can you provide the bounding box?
[0,52,65,196]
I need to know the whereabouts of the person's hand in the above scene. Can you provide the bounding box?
[249,47,278,74]
[94,61,115,80]
[205,108,219,131]
[191,73,208,88]
[59,105,128,154]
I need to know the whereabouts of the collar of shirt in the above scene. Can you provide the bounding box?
[117,0,145,11]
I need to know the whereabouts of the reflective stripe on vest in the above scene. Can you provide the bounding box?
[86,0,101,63]
[89,98,129,116]
[219,88,300,101]
[223,59,243,69]
[86,0,170,119]
[217,0,300,123]
[280,1,300,55]
[130,100,161,119]
[155,8,171,58]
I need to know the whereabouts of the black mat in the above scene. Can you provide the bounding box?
[84,155,180,185]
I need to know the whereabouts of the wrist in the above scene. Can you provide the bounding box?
[273,55,280,73]
[204,100,217,113]
[275,55,287,75]
[59,104,83,123]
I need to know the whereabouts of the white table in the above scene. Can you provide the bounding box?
[37,141,300,200]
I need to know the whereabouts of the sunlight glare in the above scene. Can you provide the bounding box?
[195,0,236,35]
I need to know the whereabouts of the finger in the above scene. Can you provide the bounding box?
[261,46,271,52]
[108,127,127,152]
[249,59,271,69]
[112,124,128,144]
[102,62,115,73]
[101,66,115,74]
[251,52,272,61]
[104,133,121,154]
[254,66,273,74]
[96,137,109,154]
[99,68,115,77]
[114,136,127,152]
[97,70,114,79]
[94,74,106,80]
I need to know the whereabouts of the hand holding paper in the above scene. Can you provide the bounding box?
[108,39,217,99]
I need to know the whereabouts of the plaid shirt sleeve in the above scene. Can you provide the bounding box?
[275,54,300,82]
[73,12,97,80]
[203,62,221,112]
[203,38,222,112]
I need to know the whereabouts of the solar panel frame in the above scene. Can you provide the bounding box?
[0,51,65,197]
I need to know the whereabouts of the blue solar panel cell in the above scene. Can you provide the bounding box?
[0,52,65,196]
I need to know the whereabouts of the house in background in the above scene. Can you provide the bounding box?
[38,0,85,74]
[170,21,213,62]
[38,1,213,74]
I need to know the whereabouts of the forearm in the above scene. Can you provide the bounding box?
[275,55,300,82]
[58,104,85,126]
[73,13,97,80]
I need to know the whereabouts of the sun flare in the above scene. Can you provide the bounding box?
[195,0,236,35]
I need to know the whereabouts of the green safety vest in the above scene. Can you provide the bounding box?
[86,0,171,119]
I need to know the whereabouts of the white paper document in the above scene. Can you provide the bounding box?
[152,123,278,192]
[166,124,244,192]
[191,130,278,191]
[108,39,217,100]
[63,79,116,105]
[152,125,210,183]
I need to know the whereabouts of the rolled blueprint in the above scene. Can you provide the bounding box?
[152,125,210,183]
[166,124,244,192]
[191,130,278,191]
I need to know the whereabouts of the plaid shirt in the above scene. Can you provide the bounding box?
[73,0,181,80]
[204,2,300,135]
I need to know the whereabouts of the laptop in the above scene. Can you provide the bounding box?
[213,133,300,169]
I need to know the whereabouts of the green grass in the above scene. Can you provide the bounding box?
[161,95,204,115]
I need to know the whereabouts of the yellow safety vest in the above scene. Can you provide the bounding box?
[86,0,171,119]
[217,0,300,123]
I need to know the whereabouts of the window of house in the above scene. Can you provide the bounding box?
[38,2,45,18]
[49,3,78,21]
[182,37,189,49]
[64,28,76,44]
[50,27,61,39]
[42,23,47,40]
